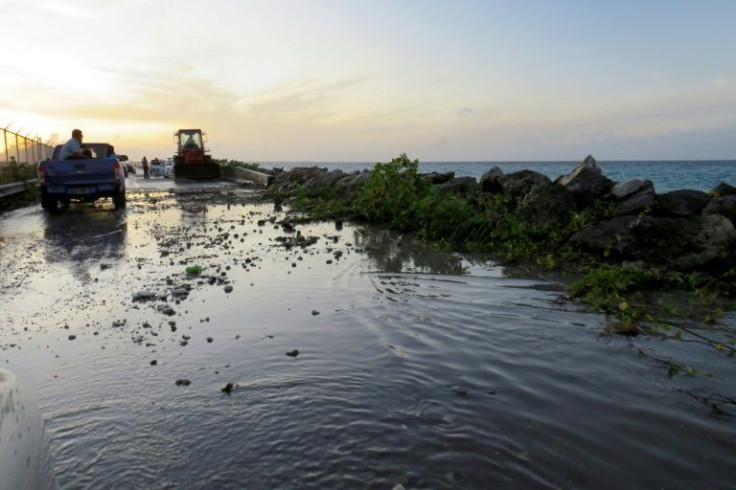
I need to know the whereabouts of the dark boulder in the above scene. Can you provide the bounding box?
[518,182,576,231]
[269,166,327,194]
[654,189,711,217]
[494,170,550,200]
[480,167,504,193]
[436,176,477,195]
[305,169,346,191]
[610,179,654,200]
[704,195,736,226]
[610,180,655,216]
[421,171,455,185]
[569,216,637,256]
[334,171,370,199]
[555,155,614,207]
[711,182,736,197]
[617,215,736,270]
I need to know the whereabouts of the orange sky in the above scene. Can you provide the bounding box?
[2,0,735,162]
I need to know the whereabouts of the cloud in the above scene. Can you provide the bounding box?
[34,0,99,19]
[240,76,374,120]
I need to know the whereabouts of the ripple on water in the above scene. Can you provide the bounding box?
[3,203,735,489]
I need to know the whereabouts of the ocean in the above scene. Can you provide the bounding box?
[261,160,736,194]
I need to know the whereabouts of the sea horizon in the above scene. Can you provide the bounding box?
[258,159,736,194]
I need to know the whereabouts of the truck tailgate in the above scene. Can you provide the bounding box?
[42,158,122,195]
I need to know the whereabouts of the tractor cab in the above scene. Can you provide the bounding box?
[172,129,220,180]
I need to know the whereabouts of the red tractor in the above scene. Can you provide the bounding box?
[173,129,220,180]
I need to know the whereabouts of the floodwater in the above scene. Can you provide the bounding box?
[1,182,735,489]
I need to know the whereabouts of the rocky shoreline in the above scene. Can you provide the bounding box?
[259,154,736,334]
[265,155,736,274]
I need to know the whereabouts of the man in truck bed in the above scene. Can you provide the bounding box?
[59,129,91,160]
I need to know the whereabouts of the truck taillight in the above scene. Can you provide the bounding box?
[113,160,124,180]
[37,163,46,185]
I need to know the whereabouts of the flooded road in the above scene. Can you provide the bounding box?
[1,175,735,489]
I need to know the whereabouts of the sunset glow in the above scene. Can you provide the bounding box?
[2,0,735,161]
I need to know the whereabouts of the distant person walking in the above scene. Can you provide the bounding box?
[142,156,150,179]
[60,129,90,160]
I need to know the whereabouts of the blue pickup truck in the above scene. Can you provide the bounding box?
[37,143,126,212]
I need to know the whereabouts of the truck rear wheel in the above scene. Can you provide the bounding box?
[113,192,126,210]
[41,195,61,213]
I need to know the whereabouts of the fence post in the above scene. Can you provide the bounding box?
[14,132,20,164]
[2,129,7,165]
[23,135,29,165]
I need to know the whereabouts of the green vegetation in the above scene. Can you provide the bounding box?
[0,160,39,211]
[185,265,202,275]
[0,160,36,185]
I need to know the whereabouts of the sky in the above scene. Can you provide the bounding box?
[1,0,735,162]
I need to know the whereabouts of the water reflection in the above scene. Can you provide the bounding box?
[353,227,467,275]
[43,207,127,282]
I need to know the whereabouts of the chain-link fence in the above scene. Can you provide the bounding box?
[1,125,54,165]
[0,125,54,186]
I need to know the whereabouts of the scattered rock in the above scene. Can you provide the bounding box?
[150,360,157,366]
[68,335,76,341]
[132,290,156,301]
[286,349,299,357]
[157,304,176,316]
[451,385,468,396]
[311,310,320,316]
[175,379,191,386]
[224,285,233,293]
[221,383,234,394]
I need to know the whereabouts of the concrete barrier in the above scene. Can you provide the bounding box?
[220,166,273,187]
[0,369,58,490]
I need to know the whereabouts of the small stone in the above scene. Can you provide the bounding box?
[133,290,156,301]
[207,337,213,343]
[150,360,157,366]
[224,285,233,293]
[451,385,468,396]
[286,349,299,357]
[221,383,234,394]
[157,304,176,316]
[175,379,191,386]
[68,335,76,340]
[311,310,320,316]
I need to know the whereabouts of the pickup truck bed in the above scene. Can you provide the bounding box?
[38,157,126,212]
